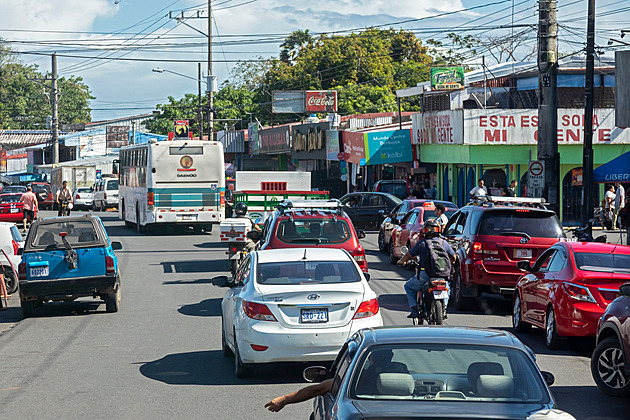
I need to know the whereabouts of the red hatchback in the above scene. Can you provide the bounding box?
[0,193,36,223]
[513,242,630,349]
[257,204,368,272]
[388,203,457,263]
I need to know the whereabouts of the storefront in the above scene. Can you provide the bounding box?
[413,108,630,223]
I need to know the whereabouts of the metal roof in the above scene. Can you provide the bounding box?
[0,130,52,147]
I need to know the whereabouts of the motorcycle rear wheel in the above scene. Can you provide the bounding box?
[430,299,444,325]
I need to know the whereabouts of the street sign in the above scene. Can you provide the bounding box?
[340,167,348,174]
[340,174,348,182]
[337,152,345,161]
[528,160,545,197]
[174,120,190,139]
[96,170,102,180]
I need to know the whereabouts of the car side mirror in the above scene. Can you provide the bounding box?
[363,272,370,282]
[246,230,260,241]
[111,241,123,250]
[516,260,532,272]
[620,283,630,298]
[303,366,329,383]
[212,275,230,287]
[17,247,23,255]
[541,371,555,386]
[356,230,366,239]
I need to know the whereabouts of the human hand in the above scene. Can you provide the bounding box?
[264,397,286,412]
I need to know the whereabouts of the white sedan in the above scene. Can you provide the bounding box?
[213,247,383,377]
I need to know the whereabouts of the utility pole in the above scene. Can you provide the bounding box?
[51,53,59,165]
[198,63,203,139]
[582,0,596,229]
[537,0,560,213]
[207,0,214,140]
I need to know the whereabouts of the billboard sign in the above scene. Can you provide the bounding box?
[106,126,129,149]
[341,131,366,165]
[430,66,465,90]
[248,122,259,156]
[174,120,190,139]
[306,90,337,112]
[412,110,464,144]
[326,130,340,160]
[272,91,305,113]
[364,129,413,165]
[259,125,292,154]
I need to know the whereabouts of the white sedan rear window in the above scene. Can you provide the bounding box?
[257,261,361,285]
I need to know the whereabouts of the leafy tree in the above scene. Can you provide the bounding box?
[280,30,312,63]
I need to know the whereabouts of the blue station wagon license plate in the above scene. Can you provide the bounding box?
[301,308,328,323]
[30,266,49,277]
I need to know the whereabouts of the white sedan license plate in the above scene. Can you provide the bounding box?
[10,208,19,213]
[514,249,532,259]
[30,266,49,277]
[301,308,328,323]
[433,290,449,299]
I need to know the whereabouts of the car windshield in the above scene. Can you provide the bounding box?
[477,209,565,239]
[256,261,361,285]
[30,221,99,248]
[350,344,550,404]
[3,186,26,193]
[276,219,351,244]
[380,183,408,198]
[106,180,119,190]
[574,252,630,273]
[0,194,22,203]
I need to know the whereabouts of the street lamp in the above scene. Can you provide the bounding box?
[152,64,204,140]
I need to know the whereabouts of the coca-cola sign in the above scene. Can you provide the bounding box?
[306,90,337,112]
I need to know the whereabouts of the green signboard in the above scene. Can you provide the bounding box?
[430,66,465,90]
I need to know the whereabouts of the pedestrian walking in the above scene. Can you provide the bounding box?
[604,184,616,230]
[613,182,625,229]
[19,186,38,232]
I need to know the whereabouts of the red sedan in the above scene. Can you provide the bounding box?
[388,203,457,263]
[0,193,36,223]
[513,241,630,349]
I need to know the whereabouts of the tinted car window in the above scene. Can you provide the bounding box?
[277,219,350,244]
[477,209,565,239]
[256,261,361,285]
[574,253,630,273]
[547,251,567,272]
[77,188,92,194]
[379,183,408,198]
[0,194,22,203]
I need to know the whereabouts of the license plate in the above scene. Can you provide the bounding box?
[301,308,328,323]
[10,208,19,213]
[515,249,532,259]
[181,215,194,221]
[30,266,49,277]
[433,290,449,299]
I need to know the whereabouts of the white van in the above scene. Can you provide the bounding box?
[92,177,119,212]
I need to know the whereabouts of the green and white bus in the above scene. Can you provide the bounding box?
[118,139,225,232]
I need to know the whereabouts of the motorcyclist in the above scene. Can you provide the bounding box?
[397,219,455,319]
[233,202,261,253]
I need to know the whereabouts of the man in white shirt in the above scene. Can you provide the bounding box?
[469,179,488,199]
[604,184,616,230]
[614,182,625,229]
[434,203,449,228]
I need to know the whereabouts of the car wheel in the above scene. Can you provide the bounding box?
[389,240,399,264]
[512,293,532,333]
[3,269,18,295]
[378,230,387,252]
[105,284,121,313]
[21,300,35,318]
[234,339,251,378]
[453,269,473,311]
[591,337,630,397]
[221,318,233,357]
[545,307,565,350]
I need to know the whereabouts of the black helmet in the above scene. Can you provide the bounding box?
[423,219,441,238]
[234,202,248,217]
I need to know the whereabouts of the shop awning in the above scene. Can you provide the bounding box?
[593,151,630,183]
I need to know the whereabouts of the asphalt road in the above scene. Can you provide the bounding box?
[0,211,627,419]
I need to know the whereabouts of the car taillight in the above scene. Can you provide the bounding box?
[12,240,19,255]
[243,301,277,321]
[18,262,26,281]
[76,194,81,199]
[353,298,379,319]
[563,282,596,303]
[230,246,238,254]
[147,192,155,208]
[472,242,498,259]
[105,256,116,276]
[352,246,367,270]
[104,192,108,200]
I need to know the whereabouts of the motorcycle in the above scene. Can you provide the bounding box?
[569,219,607,243]
[59,200,72,217]
[400,246,449,326]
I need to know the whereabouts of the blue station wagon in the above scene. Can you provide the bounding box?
[18,214,122,317]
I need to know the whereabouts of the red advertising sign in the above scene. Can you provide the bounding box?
[306,90,337,112]
[341,131,365,164]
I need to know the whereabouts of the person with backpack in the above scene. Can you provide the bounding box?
[397,219,456,319]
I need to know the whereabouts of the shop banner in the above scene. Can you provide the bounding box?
[248,122,259,156]
[259,125,292,154]
[412,110,464,145]
[430,66,465,90]
[364,129,413,166]
[465,108,630,145]
[326,130,340,160]
[341,131,366,164]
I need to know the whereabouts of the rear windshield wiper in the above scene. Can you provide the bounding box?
[499,232,531,240]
